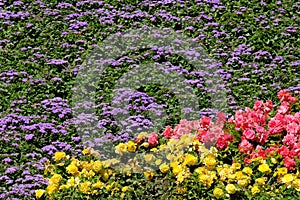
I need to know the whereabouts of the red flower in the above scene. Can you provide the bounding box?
[162,125,173,139]
[200,116,211,130]
[216,138,228,150]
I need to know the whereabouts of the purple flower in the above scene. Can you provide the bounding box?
[24,134,34,141]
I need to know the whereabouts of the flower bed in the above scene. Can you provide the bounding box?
[35,90,300,199]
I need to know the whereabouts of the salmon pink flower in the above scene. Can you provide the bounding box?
[148,132,158,146]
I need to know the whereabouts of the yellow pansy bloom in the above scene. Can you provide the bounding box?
[53,152,66,162]
[144,154,155,163]
[66,164,79,175]
[258,163,271,174]
[92,160,103,172]
[250,185,260,195]
[184,153,198,166]
[49,174,62,185]
[159,163,170,173]
[79,181,91,194]
[82,147,91,155]
[35,189,45,199]
[225,184,236,194]
[282,174,294,184]
[46,184,57,195]
[242,167,253,175]
[213,188,223,198]
[127,141,137,152]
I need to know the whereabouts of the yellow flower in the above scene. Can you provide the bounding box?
[141,142,149,148]
[250,185,260,195]
[255,177,267,185]
[231,163,241,171]
[120,193,125,199]
[115,143,127,155]
[46,184,57,195]
[144,154,155,163]
[122,186,129,192]
[82,147,91,155]
[150,147,158,152]
[67,177,80,187]
[81,161,93,171]
[213,188,224,198]
[66,164,79,175]
[80,181,91,194]
[82,169,95,178]
[271,158,278,164]
[274,167,288,177]
[203,154,216,169]
[292,179,300,191]
[237,179,249,187]
[155,159,162,166]
[282,174,294,184]
[92,160,103,172]
[258,163,271,174]
[199,174,213,187]
[172,163,182,176]
[177,172,185,184]
[242,167,253,175]
[35,189,45,199]
[195,167,208,175]
[59,184,70,190]
[93,181,103,189]
[127,141,137,152]
[225,184,236,194]
[49,174,62,185]
[184,153,198,166]
[144,171,154,180]
[235,171,245,180]
[159,163,170,173]
[101,171,109,181]
[53,152,66,162]
[137,132,148,139]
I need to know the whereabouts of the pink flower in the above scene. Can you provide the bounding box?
[283,157,295,170]
[286,121,299,135]
[243,129,256,140]
[283,134,297,148]
[162,125,173,139]
[238,139,254,154]
[148,132,158,146]
[277,101,290,115]
[268,118,283,135]
[277,145,290,157]
[253,100,264,111]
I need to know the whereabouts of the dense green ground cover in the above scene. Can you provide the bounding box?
[0,0,300,199]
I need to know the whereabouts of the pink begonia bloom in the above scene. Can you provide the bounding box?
[283,157,295,170]
[293,112,300,124]
[283,134,297,148]
[286,121,299,135]
[254,100,263,110]
[243,129,256,140]
[277,145,290,157]
[148,132,158,146]
[268,118,283,135]
[277,101,290,115]
[238,139,254,154]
